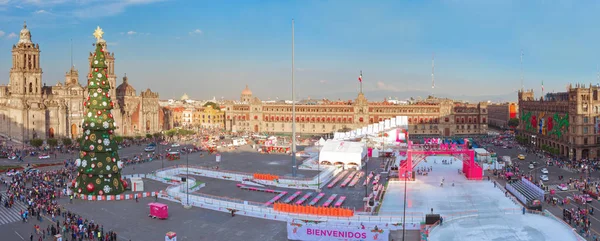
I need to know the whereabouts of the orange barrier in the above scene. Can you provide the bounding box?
[273,203,354,217]
[253,173,280,181]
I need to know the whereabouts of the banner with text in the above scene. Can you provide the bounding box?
[287,222,389,241]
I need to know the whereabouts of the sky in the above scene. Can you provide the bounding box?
[0,0,600,102]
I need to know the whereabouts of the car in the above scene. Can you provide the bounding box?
[558,184,569,191]
[8,155,17,160]
[171,143,180,147]
[541,168,548,174]
[144,146,156,152]
[38,154,51,159]
[517,154,525,160]
[529,164,534,169]
[540,175,549,181]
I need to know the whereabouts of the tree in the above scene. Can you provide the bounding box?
[62,138,73,146]
[47,138,58,148]
[113,135,124,144]
[203,101,220,110]
[73,33,125,196]
[30,138,44,148]
[153,132,162,139]
[135,135,143,140]
[145,133,152,139]
[508,118,520,129]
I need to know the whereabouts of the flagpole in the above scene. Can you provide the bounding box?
[360,70,363,93]
[291,19,297,177]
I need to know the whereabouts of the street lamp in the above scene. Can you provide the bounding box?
[402,170,408,241]
[317,140,321,190]
[186,150,189,206]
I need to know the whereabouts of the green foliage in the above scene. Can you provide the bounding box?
[47,138,58,147]
[30,138,44,148]
[114,135,124,143]
[541,144,560,155]
[146,133,152,139]
[135,135,143,140]
[515,136,528,145]
[508,118,520,129]
[61,138,73,146]
[203,101,220,110]
[153,132,162,138]
[165,130,175,137]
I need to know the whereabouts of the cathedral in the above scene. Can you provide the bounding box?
[0,22,161,142]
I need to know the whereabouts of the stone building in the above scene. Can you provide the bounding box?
[0,22,162,142]
[220,86,489,137]
[487,102,518,129]
[517,84,600,159]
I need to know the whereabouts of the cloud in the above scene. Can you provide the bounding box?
[188,29,202,35]
[127,30,136,35]
[319,80,327,84]
[33,9,47,14]
[376,81,401,92]
[0,31,4,37]
[7,32,16,38]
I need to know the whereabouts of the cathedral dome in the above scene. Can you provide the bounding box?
[241,85,252,95]
[181,93,189,101]
[116,75,136,96]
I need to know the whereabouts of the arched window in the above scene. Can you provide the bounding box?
[29,82,33,93]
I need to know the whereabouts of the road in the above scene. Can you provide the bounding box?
[489,142,598,239]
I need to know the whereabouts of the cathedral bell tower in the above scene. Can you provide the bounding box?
[9,21,42,96]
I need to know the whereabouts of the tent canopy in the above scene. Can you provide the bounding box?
[319,140,366,167]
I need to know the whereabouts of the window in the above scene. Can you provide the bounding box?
[584,117,589,123]
[584,138,588,145]
[584,127,589,134]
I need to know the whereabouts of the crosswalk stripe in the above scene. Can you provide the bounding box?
[0,193,29,225]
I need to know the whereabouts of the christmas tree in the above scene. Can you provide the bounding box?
[72,27,126,195]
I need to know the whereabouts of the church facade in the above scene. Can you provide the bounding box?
[0,23,162,142]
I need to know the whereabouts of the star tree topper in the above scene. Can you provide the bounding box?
[93,26,104,42]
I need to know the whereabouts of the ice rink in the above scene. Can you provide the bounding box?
[379,156,579,241]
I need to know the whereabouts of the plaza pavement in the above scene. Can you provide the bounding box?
[0,143,394,241]
[489,144,600,240]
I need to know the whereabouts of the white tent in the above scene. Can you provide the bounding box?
[317,137,326,146]
[319,140,366,168]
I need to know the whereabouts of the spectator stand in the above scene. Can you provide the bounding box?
[327,170,349,188]
[295,192,314,205]
[283,191,302,204]
[334,196,346,208]
[308,193,325,206]
[322,194,339,207]
[340,171,358,188]
[348,171,364,187]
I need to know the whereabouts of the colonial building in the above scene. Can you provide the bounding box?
[487,102,518,128]
[0,22,162,142]
[221,86,489,137]
[517,84,600,159]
